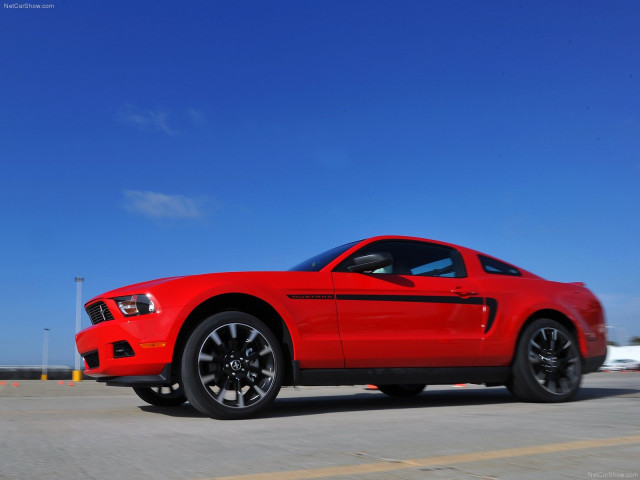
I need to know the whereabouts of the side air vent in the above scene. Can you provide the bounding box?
[83,351,100,369]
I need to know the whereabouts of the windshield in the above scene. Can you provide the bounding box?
[289,241,360,272]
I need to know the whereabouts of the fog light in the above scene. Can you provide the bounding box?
[113,341,135,358]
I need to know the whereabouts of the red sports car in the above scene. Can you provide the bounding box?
[76,235,607,419]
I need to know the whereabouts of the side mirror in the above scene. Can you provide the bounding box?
[347,252,393,273]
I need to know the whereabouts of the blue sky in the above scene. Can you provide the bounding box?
[1,1,638,365]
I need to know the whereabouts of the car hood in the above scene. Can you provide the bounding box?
[85,276,184,304]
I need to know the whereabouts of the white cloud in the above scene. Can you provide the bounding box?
[117,105,208,134]
[117,106,175,135]
[123,190,208,219]
[187,107,206,126]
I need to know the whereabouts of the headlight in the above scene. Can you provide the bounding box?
[114,294,157,317]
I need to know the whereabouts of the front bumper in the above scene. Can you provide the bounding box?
[76,300,177,378]
[583,352,607,374]
[98,363,175,387]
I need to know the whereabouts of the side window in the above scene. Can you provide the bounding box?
[478,254,521,276]
[336,241,466,278]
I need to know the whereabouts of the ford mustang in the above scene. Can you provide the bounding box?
[76,235,607,419]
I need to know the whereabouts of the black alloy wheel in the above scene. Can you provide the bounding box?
[133,384,187,407]
[509,318,582,402]
[181,312,283,420]
[377,384,426,397]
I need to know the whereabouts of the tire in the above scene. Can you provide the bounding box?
[181,311,283,420]
[133,384,187,407]
[508,318,582,402]
[377,384,426,397]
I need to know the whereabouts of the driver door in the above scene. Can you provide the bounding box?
[331,240,485,368]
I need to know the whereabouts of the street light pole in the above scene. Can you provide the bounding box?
[41,328,50,381]
[73,277,84,382]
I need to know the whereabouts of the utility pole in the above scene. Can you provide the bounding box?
[73,277,84,382]
[41,328,50,380]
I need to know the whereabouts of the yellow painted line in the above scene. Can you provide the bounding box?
[202,434,640,480]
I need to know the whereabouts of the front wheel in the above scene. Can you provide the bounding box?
[133,384,187,407]
[508,318,582,402]
[181,312,283,420]
[377,384,426,397]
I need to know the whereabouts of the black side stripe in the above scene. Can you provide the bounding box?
[335,294,499,334]
[335,294,483,305]
[287,293,499,334]
[287,294,335,300]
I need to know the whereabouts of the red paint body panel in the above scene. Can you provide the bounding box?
[76,235,607,380]
[332,272,484,367]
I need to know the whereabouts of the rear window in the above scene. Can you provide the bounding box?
[478,255,521,276]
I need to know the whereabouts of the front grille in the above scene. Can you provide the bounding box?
[86,301,114,325]
[83,351,100,369]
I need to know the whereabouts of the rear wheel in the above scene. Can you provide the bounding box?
[133,384,187,407]
[181,312,283,419]
[377,384,426,397]
[509,318,582,402]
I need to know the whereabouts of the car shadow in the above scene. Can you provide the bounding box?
[576,386,640,401]
[137,384,639,419]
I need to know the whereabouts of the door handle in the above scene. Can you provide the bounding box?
[450,288,478,297]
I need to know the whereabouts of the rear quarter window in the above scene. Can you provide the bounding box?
[478,255,522,276]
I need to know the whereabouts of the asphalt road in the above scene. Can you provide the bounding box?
[1,373,638,480]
